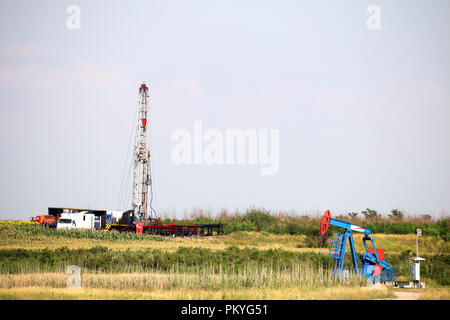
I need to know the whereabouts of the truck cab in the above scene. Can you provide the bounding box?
[30,215,57,227]
[56,218,76,229]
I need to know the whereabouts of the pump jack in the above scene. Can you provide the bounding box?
[320,210,396,283]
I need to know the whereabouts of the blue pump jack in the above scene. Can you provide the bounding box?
[320,210,396,282]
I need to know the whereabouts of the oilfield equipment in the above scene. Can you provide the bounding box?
[407,228,426,288]
[319,210,397,283]
[132,83,153,223]
[32,83,222,237]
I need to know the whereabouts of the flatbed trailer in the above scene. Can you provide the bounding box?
[109,222,222,236]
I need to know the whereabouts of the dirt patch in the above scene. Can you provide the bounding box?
[393,291,421,300]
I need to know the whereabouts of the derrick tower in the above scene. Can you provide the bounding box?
[132,82,151,221]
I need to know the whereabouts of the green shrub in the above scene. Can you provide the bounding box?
[222,219,257,234]
[437,220,449,242]
[244,210,277,232]
[285,222,303,235]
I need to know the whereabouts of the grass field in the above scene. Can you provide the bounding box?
[0,220,448,300]
[0,266,394,300]
[0,285,395,300]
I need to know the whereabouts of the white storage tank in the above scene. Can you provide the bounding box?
[409,257,425,287]
[410,262,420,281]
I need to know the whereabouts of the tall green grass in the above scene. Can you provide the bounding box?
[0,246,448,285]
[0,246,328,274]
[0,223,168,242]
[0,264,363,291]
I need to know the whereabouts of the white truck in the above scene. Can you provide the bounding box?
[56,211,95,230]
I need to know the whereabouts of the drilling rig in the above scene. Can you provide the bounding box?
[132,83,155,224]
[38,82,222,236]
[111,82,222,236]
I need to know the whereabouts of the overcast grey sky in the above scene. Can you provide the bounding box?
[0,0,449,220]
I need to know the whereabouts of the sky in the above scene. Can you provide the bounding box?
[0,0,449,220]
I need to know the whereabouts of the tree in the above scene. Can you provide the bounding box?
[348,212,358,219]
[361,208,379,220]
[389,209,404,220]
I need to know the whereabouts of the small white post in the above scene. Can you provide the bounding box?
[416,228,421,257]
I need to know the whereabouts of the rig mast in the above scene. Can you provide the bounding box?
[132,83,151,221]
